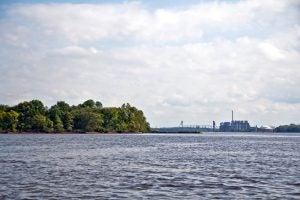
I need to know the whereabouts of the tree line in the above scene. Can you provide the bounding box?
[275,124,300,132]
[0,99,150,133]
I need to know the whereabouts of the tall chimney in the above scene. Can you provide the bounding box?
[232,110,233,122]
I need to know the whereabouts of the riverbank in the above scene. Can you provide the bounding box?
[0,131,146,134]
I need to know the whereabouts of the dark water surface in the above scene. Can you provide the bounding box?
[0,133,300,199]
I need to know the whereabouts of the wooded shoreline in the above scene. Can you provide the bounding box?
[0,99,150,133]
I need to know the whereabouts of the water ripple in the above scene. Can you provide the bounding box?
[0,133,299,199]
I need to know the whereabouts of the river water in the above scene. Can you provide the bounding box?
[0,133,299,199]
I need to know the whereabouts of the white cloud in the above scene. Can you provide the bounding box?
[259,42,286,61]
[0,0,300,127]
[8,0,298,44]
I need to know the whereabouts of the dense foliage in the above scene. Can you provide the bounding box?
[275,124,300,132]
[0,100,150,133]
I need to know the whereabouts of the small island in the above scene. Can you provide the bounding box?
[0,99,150,133]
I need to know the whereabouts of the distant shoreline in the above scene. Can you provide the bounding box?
[0,131,146,134]
[2,131,299,135]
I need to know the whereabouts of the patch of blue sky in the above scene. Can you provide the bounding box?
[0,0,242,19]
[0,0,240,7]
[0,0,118,4]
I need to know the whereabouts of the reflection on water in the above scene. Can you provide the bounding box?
[0,133,300,199]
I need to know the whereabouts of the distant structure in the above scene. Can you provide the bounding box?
[151,121,201,133]
[180,120,184,127]
[219,110,250,132]
[258,125,275,132]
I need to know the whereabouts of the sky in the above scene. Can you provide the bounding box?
[0,0,299,127]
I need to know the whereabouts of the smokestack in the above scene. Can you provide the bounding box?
[232,110,233,122]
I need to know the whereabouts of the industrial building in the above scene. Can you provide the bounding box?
[219,110,251,132]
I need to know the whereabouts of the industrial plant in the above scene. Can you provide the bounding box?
[219,110,251,132]
[152,110,275,133]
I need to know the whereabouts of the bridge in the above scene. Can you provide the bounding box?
[151,124,219,133]
[151,121,219,133]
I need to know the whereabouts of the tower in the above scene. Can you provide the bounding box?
[180,120,183,128]
[231,110,234,132]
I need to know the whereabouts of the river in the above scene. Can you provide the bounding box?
[0,133,299,199]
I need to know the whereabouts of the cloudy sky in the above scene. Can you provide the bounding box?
[0,0,299,127]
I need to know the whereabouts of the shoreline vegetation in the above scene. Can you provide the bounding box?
[275,124,300,133]
[0,99,150,133]
[1,99,299,134]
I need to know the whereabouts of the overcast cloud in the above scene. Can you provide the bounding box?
[0,0,300,127]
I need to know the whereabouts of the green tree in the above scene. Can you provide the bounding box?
[62,112,73,131]
[78,99,103,110]
[0,99,150,133]
[95,101,103,109]
[101,107,120,132]
[13,100,47,131]
[276,124,300,132]
[86,112,103,132]
[72,108,103,132]
[56,101,71,112]
[0,111,18,132]
[0,104,9,112]
[53,114,64,132]
[118,103,150,132]
[81,99,96,108]
[0,111,4,131]
[48,101,73,132]
[5,110,19,132]
[31,113,53,132]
